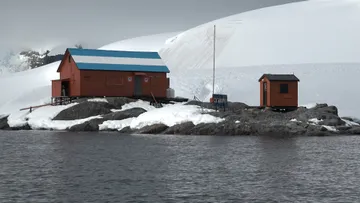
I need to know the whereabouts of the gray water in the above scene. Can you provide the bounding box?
[0,131,359,203]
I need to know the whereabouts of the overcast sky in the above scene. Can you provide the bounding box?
[0,0,303,54]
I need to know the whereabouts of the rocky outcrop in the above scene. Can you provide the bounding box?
[135,124,169,134]
[102,108,146,120]
[68,118,105,132]
[106,97,137,109]
[2,98,360,137]
[162,122,195,135]
[53,102,116,120]
[67,108,147,132]
[0,116,10,130]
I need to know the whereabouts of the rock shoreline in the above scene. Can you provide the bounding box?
[1,98,360,137]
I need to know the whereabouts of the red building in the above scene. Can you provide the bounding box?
[258,74,300,110]
[52,48,170,99]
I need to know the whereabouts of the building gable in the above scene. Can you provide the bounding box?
[258,74,300,82]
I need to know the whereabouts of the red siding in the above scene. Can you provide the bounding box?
[260,77,298,107]
[79,70,169,98]
[52,80,61,97]
[57,51,81,96]
[53,50,170,98]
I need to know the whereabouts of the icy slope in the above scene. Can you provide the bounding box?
[0,62,59,116]
[160,0,360,70]
[99,32,179,51]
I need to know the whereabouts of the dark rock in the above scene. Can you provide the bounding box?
[0,116,10,130]
[342,117,354,122]
[68,118,106,132]
[345,126,360,135]
[313,103,328,109]
[342,117,360,125]
[319,118,345,127]
[102,108,146,120]
[162,122,195,135]
[304,125,334,137]
[10,123,31,131]
[185,100,216,110]
[337,126,352,132]
[190,123,223,135]
[227,102,249,112]
[53,102,116,120]
[135,124,169,134]
[118,126,134,134]
[106,97,137,109]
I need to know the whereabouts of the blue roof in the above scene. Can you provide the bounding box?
[68,48,162,59]
[66,48,170,73]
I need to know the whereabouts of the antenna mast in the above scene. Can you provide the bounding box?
[212,24,216,96]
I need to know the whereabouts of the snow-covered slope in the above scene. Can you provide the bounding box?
[1,0,360,119]
[0,62,59,116]
[99,32,180,51]
[161,0,360,69]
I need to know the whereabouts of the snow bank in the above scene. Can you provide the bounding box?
[115,100,157,112]
[6,99,223,132]
[100,103,224,131]
[7,102,104,130]
[0,62,60,117]
[160,0,360,70]
[99,32,179,52]
[7,103,77,128]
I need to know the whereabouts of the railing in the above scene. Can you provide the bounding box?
[51,96,73,106]
[150,92,163,108]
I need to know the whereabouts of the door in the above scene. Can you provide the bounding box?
[263,82,267,106]
[61,80,70,96]
[134,76,142,96]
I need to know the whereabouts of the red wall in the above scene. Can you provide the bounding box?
[57,51,81,96]
[260,78,298,107]
[52,80,61,97]
[79,70,169,98]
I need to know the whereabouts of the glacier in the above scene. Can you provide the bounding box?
[1,0,360,121]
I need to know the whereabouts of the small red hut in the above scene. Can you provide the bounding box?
[52,48,170,100]
[258,74,300,110]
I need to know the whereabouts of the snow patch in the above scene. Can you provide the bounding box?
[322,125,338,132]
[342,118,360,127]
[99,117,135,131]
[101,103,224,131]
[290,118,302,123]
[7,103,78,128]
[87,98,108,103]
[301,103,317,109]
[308,118,323,125]
[111,100,156,112]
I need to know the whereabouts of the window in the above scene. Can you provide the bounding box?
[106,76,124,86]
[280,84,288,94]
[68,55,71,63]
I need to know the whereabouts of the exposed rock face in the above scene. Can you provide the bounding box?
[162,122,195,135]
[67,108,147,132]
[106,97,137,109]
[102,108,146,120]
[68,118,105,132]
[135,124,169,134]
[53,102,116,120]
[0,116,10,130]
